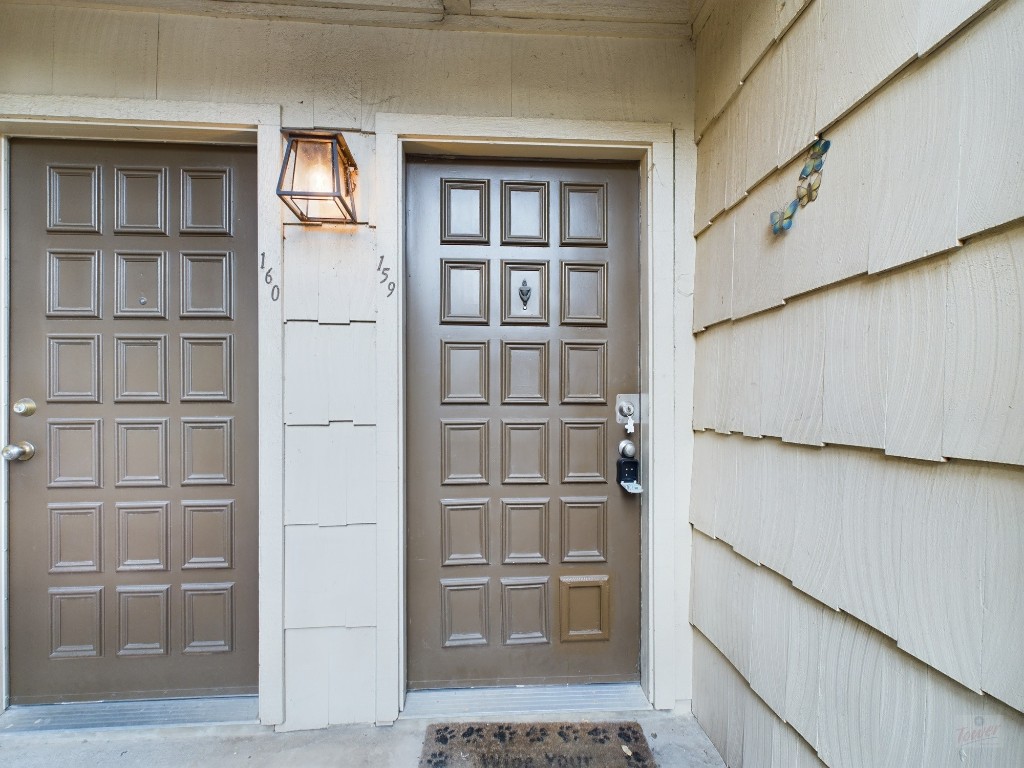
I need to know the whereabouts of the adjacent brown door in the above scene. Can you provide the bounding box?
[406,157,641,688]
[7,139,258,703]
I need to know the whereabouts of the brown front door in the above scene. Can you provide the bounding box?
[7,139,258,704]
[406,157,641,688]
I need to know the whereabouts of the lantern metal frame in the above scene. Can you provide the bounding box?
[276,129,358,224]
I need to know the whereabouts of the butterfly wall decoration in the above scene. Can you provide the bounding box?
[769,138,831,235]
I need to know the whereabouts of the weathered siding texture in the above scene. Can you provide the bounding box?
[0,4,694,729]
[692,0,1024,764]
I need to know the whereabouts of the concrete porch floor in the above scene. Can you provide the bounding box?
[0,707,725,767]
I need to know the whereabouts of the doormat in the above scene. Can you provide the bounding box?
[419,721,657,768]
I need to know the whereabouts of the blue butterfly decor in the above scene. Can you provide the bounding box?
[769,138,831,235]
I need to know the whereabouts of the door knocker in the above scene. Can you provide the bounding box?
[518,279,532,310]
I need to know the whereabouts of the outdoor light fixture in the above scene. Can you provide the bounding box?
[276,130,358,224]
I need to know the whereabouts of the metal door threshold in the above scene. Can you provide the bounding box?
[0,696,259,732]
[401,683,651,719]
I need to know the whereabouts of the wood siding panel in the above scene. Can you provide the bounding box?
[735,318,765,439]
[0,6,54,94]
[731,152,789,320]
[737,46,781,194]
[283,228,322,322]
[780,294,824,446]
[690,532,754,679]
[725,319,756,435]
[310,22,362,129]
[738,0,778,80]
[712,435,743,549]
[732,436,766,563]
[693,212,734,330]
[327,627,376,724]
[757,312,786,438]
[284,322,328,426]
[52,9,158,99]
[748,566,791,719]
[918,0,999,54]
[814,0,918,130]
[866,61,960,274]
[156,15,318,125]
[694,116,731,233]
[351,324,378,426]
[781,118,872,300]
[283,426,327,526]
[742,687,777,767]
[758,440,803,576]
[281,627,330,731]
[943,227,1024,466]
[510,36,686,124]
[981,465,1024,712]
[325,326,356,422]
[693,630,736,763]
[789,447,842,610]
[695,0,742,137]
[316,237,353,326]
[689,430,730,537]
[821,278,886,450]
[775,5,819,167]
[471,0,689,24]
[772,717,827,767]
[284,525,336,629]
[816,610,927,768]
[342,525,377,627]
[836,451,901,639]
[784,588,823,746]
[723,89,749,211]
[897,463,985,691]
[319,422,351,527]
[692,325,727,431]
[347,425,378,524]
[361,27,509,128]
[882,260,947,462]
[955,0,1024,239]
[317,232,378,325]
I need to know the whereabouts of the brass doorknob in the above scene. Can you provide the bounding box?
[2,441,35,461]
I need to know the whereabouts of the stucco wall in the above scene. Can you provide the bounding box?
[0,3,696,731]
[690,0,1024,764]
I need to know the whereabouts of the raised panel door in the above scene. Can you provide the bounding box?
[8,139,258,703]
[406,158,641,688]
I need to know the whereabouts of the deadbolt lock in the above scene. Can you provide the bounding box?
[12,398,36,416]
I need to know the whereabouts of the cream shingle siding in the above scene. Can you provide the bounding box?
[692,0,1024,761]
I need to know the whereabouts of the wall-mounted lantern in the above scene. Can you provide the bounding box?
[276,130,358,224]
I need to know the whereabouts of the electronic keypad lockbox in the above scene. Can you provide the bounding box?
[616,439,643,494]
[617,457,640,484]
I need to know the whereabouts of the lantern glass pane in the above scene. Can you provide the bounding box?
[291,139,338,195]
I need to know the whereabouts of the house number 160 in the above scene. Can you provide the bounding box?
[260,252,280,302]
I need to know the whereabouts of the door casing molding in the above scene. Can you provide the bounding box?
[375,113,687,722]
[0,94,285,723]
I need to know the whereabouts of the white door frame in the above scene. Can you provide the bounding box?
[373,113,689,721]
[0,94,286,723]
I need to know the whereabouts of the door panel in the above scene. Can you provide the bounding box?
[8,140,258,703]
[406,158,641,688]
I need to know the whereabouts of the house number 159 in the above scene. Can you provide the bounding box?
[260,252,280,302]
[377,254,396,298]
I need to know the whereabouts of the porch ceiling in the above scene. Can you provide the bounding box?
[6,0,708,39]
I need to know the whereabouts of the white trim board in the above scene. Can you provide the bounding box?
[374,112,687,721]
[0,93,286,724]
